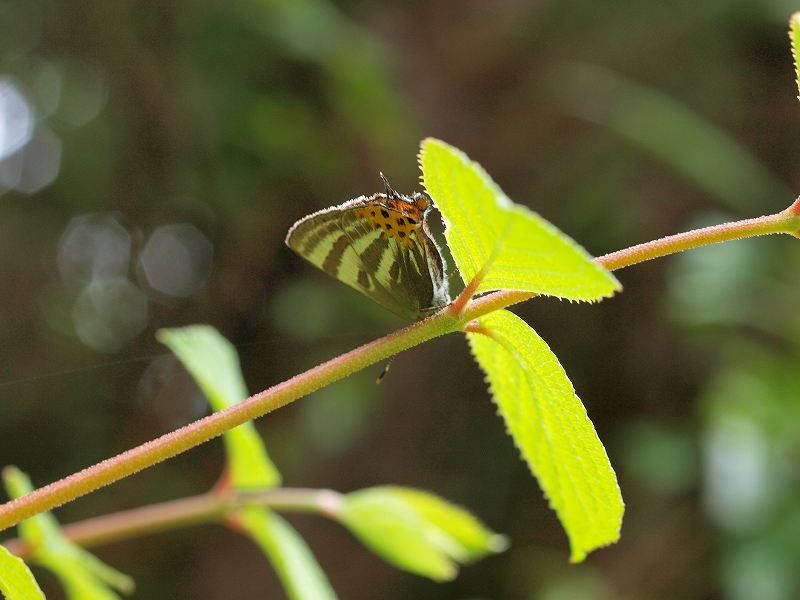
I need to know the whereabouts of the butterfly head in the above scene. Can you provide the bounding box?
[411,191,429,213]
[380,172,431,213]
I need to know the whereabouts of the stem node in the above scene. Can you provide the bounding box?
[786,195,800,215]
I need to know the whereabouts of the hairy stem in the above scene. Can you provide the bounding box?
[597,207,800,271]
[462,205,800,320]
[0,314,458,533]
[0,202,798,535]
[2,488,339,560]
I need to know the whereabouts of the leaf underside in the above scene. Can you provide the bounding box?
[158,325,281,489]
[236,508,337,600]
[159,326,337,600]
[0,546,44,600]
[339,486,506,581]
[2,467,134,600]
[419,138,620,301]
[791,13,800,101]
[466,310,623,561]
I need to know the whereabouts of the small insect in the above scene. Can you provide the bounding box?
[285,173,450,321]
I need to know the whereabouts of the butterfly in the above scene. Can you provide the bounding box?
[285,174,450,321]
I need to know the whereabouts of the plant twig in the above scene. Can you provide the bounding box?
[597,205,800,271]
[1,488,340,560]
[0,202,797,535]
[0,315,457,533]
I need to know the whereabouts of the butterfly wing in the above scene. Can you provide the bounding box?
[286,198,448,320]
[339,209,437,320]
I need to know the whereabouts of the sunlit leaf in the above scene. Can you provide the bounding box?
[235,507,337,600]
[159,327,333,599]
[2,467,134,600]
[388,487,508,561]
[158,325,281,488]
[339,490,454,581]
[35,557,127,600]
[0,545,44,600]
[791,13,800,102]
[419,138,619,301]
[338,486,506,581]
[466,310,623,561]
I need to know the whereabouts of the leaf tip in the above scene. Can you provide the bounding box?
[568,529,621,563]
[418,137,464,166]
[569,549,587,563]
[790,11,800,33]
[488,534,510,553]
[435,563,459,582]
[419,136,445,150]
[1,465,26,497]
[1,465,20,480]
[790,13,800,101]
[567,497,623,563]
[418,137,442,168]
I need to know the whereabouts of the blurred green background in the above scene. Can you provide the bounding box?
[2,1,800,598]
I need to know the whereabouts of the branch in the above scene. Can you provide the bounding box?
[0,314,458,532]
[2,487,341,560]
[463,202,800,320]
[597,203,800,271]
[1,200,798,534]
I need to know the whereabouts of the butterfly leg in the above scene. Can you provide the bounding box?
[375,358,394,384]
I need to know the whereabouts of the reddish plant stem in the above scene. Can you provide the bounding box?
[462,207,800,321]
[597,208,799,271]
[2,488,339,560]
[0,315,456,533]
[786,195,800,217]
[0,203,798,536]
[448,263,488,317]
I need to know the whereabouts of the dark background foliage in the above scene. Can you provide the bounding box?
[2,1,800,598]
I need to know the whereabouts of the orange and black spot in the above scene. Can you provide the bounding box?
[356,203,421,248]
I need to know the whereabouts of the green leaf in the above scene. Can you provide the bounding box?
[0,545,45,600]
[338,486,506,581]
[466,311,623,562]
[158,325,281,488]
[419,138,619,301]
[791,13,800,102]
[35,556,128,600]
[2,467,134,600]
[235,507,337,600]
[388,487,508,561]
[160,328,334,599]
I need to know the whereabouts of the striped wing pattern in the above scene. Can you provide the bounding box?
[286,195,449,321]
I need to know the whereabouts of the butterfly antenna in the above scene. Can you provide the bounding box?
[379,172,398,198]
[375,358,394,384]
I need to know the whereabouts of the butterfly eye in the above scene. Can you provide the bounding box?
[414,193,429,212]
